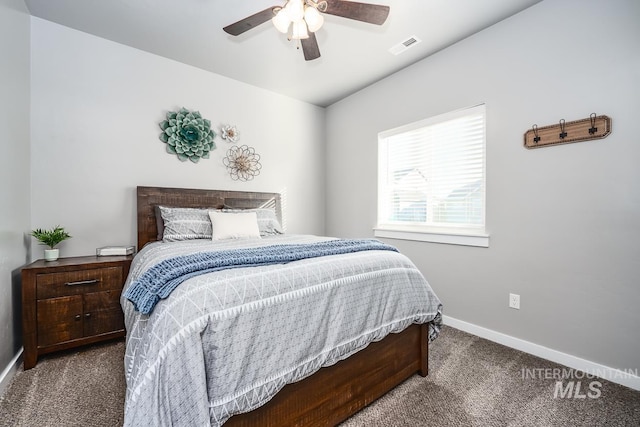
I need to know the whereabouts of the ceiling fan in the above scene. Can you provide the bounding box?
[223,0,390,61]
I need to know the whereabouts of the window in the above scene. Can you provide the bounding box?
[375,104,488,247]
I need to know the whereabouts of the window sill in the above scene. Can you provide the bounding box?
[373,228,489,248]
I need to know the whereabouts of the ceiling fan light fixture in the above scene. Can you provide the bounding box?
[291,20,309,40]
[225,0,389,61]
[304,6,324,32]
[286,0,305,22]
[272,9,291,33]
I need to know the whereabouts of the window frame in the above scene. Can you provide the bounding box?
[374,104,489,247]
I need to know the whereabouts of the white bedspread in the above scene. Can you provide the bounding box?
[121,235,442,426]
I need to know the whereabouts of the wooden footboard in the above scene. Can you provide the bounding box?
[226,323,429,426]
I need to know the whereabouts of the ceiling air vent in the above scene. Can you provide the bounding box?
[389,36,422,55]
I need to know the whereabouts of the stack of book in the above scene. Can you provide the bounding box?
[96,246,135,256]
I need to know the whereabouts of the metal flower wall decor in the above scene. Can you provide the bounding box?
[220,125,240,143]
[159,108,216,163]
[223,145,262,181]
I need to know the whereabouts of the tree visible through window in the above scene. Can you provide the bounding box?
[377,105,486,235]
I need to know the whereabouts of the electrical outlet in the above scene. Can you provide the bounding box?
[509,293,520,309]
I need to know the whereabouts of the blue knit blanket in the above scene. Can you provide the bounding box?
[124,239,398,315]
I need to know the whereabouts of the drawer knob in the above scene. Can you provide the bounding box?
[65,279,100,286]
[85,313,92,319]
[75,314,81,321]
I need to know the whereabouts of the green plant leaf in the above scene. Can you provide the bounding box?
[31,226,71,249]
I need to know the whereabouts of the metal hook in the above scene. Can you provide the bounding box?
[559,119,567,139]
[589,113,598,135]
[532,124,540,143]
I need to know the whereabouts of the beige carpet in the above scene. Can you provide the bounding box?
[0,340,125,426]
[1,327,639,426]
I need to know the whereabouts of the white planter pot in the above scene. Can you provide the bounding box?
[44,248,59,262]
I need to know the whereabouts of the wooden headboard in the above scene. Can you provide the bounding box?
[137,186,282,249]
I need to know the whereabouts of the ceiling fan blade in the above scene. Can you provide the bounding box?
[324,0,390,25]
[301,33,321,61]
[223,7,277,36]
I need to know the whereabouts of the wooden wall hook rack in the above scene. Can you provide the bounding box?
[524,114,611,149]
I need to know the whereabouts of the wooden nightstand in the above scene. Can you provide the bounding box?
[21,255,133,369]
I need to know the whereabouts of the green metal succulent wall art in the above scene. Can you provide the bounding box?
[159,108,216,163]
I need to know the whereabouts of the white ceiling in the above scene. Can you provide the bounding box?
[24,0,542,107]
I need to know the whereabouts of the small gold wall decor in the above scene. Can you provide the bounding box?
[524,113,611,149]
[223,145,262,181]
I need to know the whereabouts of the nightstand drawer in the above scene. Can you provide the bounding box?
[36,296,84,347]
[36,267,123,299]
[83,308,124,336]
[84,290,124,336]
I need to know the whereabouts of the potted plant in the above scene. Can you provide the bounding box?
[31,226,71,261]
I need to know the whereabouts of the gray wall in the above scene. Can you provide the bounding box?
[29,18,326,259]
[0,0,30,385]
[326,0,640,373]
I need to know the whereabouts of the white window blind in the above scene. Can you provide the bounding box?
[377,105,486,244]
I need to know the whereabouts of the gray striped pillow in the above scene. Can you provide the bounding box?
[159,206,213,242]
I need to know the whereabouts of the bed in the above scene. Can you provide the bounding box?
[121,186,442,426]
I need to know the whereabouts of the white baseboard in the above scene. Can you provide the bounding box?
[0,348,23,399]
[443,315,640,391]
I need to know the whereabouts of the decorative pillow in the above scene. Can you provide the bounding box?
[209,211,261,240]
[223,208,284,236]
[159,206,213,242]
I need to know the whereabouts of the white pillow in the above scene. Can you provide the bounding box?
[208,211,261,241]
